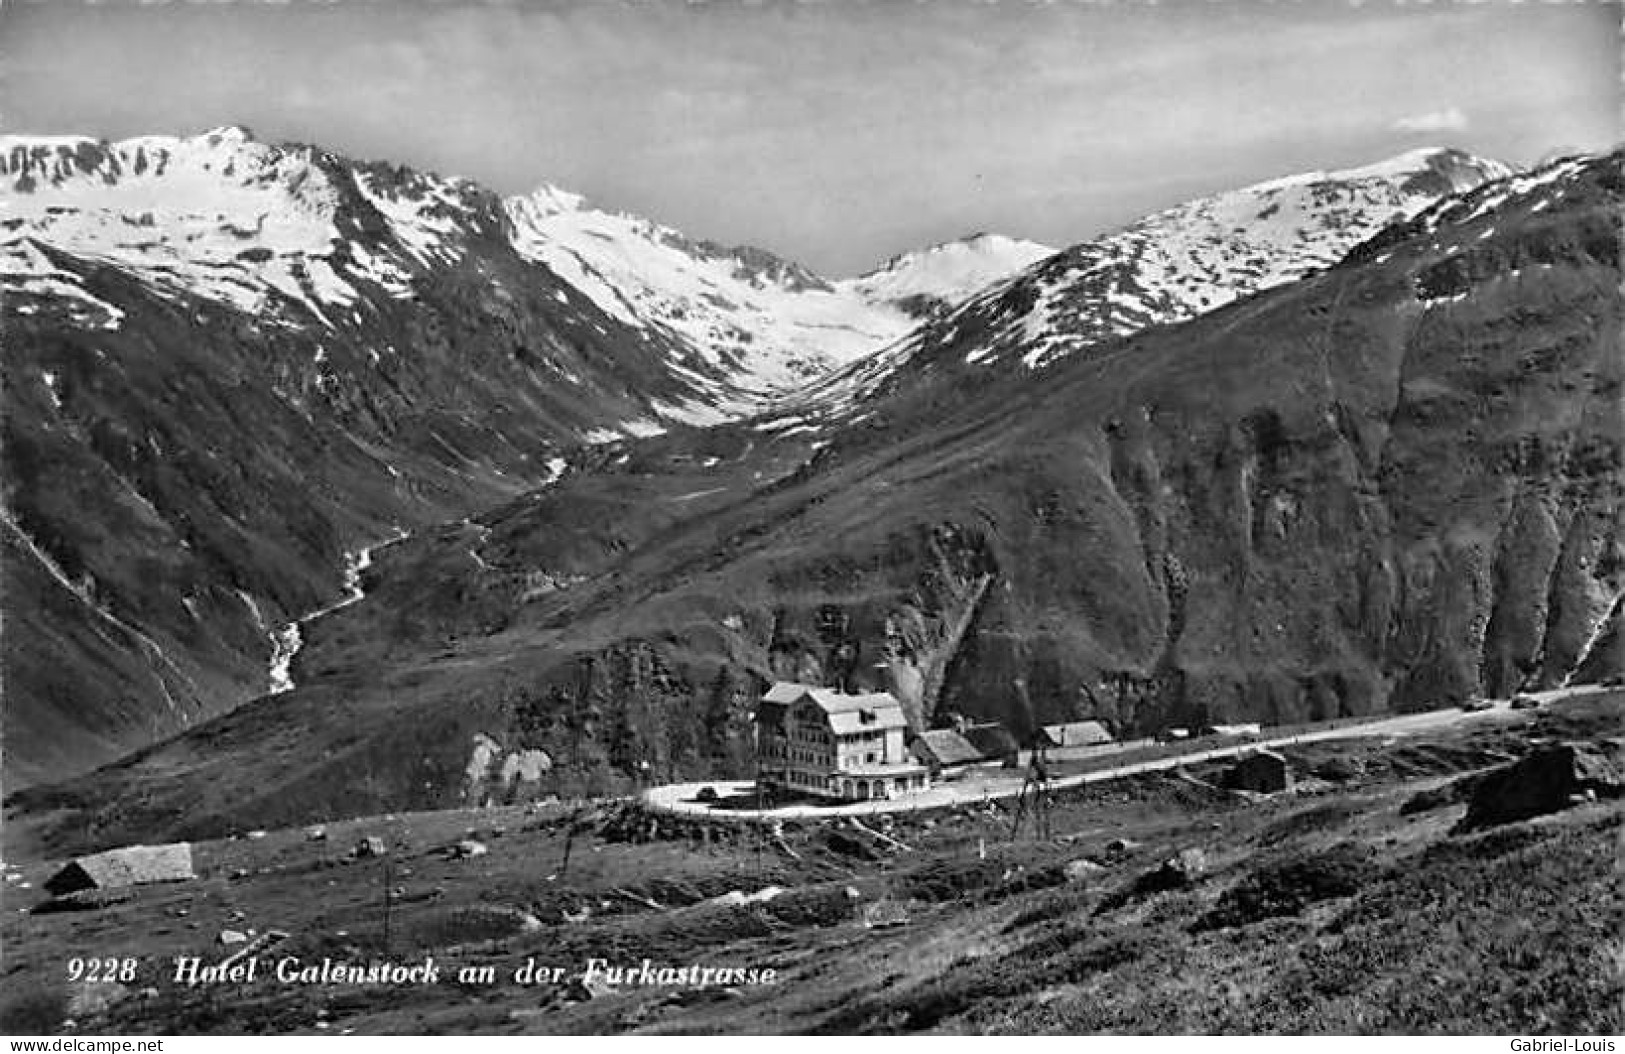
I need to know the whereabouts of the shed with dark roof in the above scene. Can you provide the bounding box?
[910,729,985,773]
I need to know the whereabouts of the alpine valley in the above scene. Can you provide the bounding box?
[2,128,1620,855]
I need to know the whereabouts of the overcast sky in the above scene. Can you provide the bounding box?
[1,0,1617,274]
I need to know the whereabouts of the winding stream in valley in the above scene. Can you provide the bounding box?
[266,527,411,694]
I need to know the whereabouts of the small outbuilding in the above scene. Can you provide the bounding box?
[910,729,985,775]
[1204,722,1263,739]
[1223,750,1292,793]
[1039,720,1115,749]
[44,843,196,897]
[961,723,1021,767]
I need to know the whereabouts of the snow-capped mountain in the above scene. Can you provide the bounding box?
[2,127,1052,417]
[799,147,1518,411]
[0,126,493,330]
[840,232,1055,318]
[2,126,788,445]
[504,190,1050,402]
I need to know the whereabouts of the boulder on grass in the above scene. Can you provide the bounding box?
[1223,750,1292,793]
[1097,847,1210,914]
[564,976,617,1002]
[447,839,488,860]
[1137,848,1208,895]
[66,981,129,1020]
[1102,837,1140,860]
[1457,742,1623,831]
[353,836,388,859]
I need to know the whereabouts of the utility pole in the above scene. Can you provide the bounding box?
[1010,719,1053,842]
[755,763,764,875]
[381,853,393,954]
[559,809,578,878]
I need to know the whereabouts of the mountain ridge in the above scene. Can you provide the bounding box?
[3,126,1052,417]
[792,146,1519,414]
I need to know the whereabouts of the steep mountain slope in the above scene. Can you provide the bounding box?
[0,129,749,786]
[802,148,1516,409]
[14,150,1616,852]
[0,128,1055,788]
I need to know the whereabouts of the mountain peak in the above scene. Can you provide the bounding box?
[1245,147,1516,197]
[844,232,1055,318]
[199,124,257,145]
[863,231,1050,276]
[512,181,590,217]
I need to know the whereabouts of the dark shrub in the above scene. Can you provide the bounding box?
[1196,841,1380,930]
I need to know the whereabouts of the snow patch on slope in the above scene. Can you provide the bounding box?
[0,128,348,319]
[1,238,127,328]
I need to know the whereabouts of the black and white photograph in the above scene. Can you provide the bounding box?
[0,0,1620,1038]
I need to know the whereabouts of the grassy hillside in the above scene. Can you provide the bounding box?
[2,691,1617,1035]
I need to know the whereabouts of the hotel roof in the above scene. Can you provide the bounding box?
[762,681,908,735]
